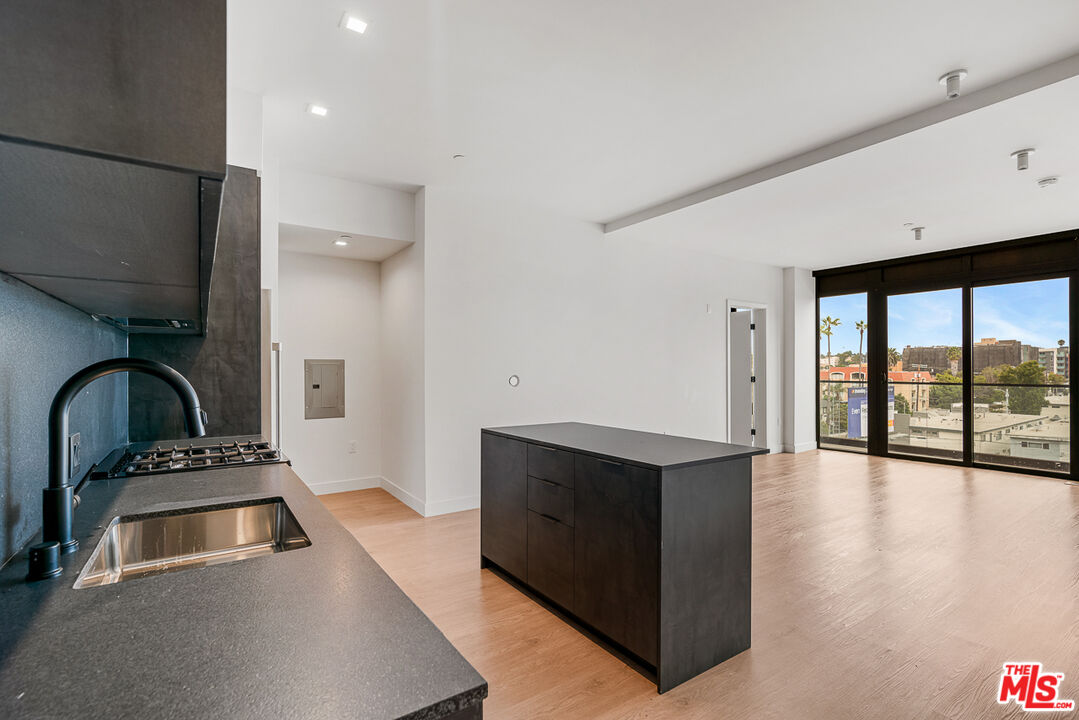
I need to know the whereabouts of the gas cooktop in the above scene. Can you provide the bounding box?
[103,438,287,478]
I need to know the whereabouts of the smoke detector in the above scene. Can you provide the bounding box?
[1037,177,1059,188]
[1010,148,1035,171]
[938,69,967,99]
[911,226,925,241]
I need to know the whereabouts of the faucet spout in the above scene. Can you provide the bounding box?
[30,358,207,580]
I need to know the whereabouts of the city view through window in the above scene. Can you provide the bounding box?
[819,279,1070,472]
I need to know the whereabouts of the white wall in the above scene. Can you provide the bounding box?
[225,86,263,171]
[379,189,427,514]
[278,251,383,494]
[420,185,785,514]
[782,267,818,452]
[279,169,415,243]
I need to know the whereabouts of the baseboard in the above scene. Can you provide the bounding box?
[306,475,382,496]
[424,494,480,517]
[378,477,426,516]
[376,478,479,517]
[782,441,818,454]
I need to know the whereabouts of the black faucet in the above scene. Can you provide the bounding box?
[27,358,207,581]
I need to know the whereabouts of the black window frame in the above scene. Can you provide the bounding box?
[814,228,1078,481]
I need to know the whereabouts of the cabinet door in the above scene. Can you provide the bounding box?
[573,454,659,665]
[480,433,528,580]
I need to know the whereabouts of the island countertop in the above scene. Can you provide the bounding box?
[0,454,486,719]
[483,421,767,470]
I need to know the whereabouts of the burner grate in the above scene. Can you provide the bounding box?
[118,440,281,476]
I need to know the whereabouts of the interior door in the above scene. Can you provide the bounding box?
[729,310,755,446]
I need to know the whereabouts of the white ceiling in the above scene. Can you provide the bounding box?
[615,74,1079,268]
[278,223,411,262]
[228,0,1079,268]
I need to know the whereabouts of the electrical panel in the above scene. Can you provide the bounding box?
[304,359,345,419]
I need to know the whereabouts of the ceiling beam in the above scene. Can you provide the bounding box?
[604,52,1079,234]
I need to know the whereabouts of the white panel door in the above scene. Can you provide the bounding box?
[729,310,754,446]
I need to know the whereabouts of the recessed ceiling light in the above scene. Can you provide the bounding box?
[340,12,367,34]
[1037,177,1059,188]
[452,154,466,160]
[333,235,351,247]
[307,104,329,117]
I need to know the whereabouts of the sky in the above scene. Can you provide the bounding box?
[819,278,1069,356]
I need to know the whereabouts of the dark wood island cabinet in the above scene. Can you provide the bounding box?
[480,422,767,693]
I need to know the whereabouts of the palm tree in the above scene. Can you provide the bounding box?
[820,315,841,436]
[945,345,962,373]
[855,320,867,383]
[887,347,901,370]
[1059,339,1066,347]
[820,316,841,367]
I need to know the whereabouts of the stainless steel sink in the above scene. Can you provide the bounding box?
[73,497,310,588]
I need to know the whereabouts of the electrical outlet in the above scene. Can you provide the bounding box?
[69,432,82,479]
[348,441,358,454]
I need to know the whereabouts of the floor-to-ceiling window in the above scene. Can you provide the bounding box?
[971,277,1070,473]
[818,293,868,452]
[814,229,1076,481]
[887,288,964,461]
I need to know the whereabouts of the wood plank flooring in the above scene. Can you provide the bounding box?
[320,450,1079,719]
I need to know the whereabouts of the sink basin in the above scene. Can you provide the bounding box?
[73,497,310,588]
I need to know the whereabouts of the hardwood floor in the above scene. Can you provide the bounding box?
[320,451,1079,719]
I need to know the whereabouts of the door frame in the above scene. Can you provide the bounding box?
[726,299,768,450]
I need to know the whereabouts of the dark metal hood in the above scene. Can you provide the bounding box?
[0,141,223,334]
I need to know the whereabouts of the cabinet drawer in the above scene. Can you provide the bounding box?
[527,444,574,488]
[527,511,574,610]
[528,476,574,526]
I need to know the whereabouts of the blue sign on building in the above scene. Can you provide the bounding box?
[847,386,895,439]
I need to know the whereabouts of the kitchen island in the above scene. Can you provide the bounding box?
[480,422,766,693]
[0,452,486,719]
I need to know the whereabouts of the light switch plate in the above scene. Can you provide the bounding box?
[69,432,82,479]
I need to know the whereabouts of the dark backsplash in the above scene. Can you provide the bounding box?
[0,273,128,566]
[128,166,262,442]
[0,166,260,566]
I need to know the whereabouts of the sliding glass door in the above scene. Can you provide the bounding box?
[818,293,869,452]
[818,272,1071,478]
[886,288,964,461]
[971,278,1070,473]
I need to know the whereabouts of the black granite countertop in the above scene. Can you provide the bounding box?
[0,454,487,719]
[483,422,767,470]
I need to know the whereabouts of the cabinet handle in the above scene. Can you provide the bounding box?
[539,513,559,523]
[541,479,557,488]
[598,458,624,470]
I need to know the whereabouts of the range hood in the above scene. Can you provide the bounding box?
[0,141,223,334]
[0,0,226,335]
